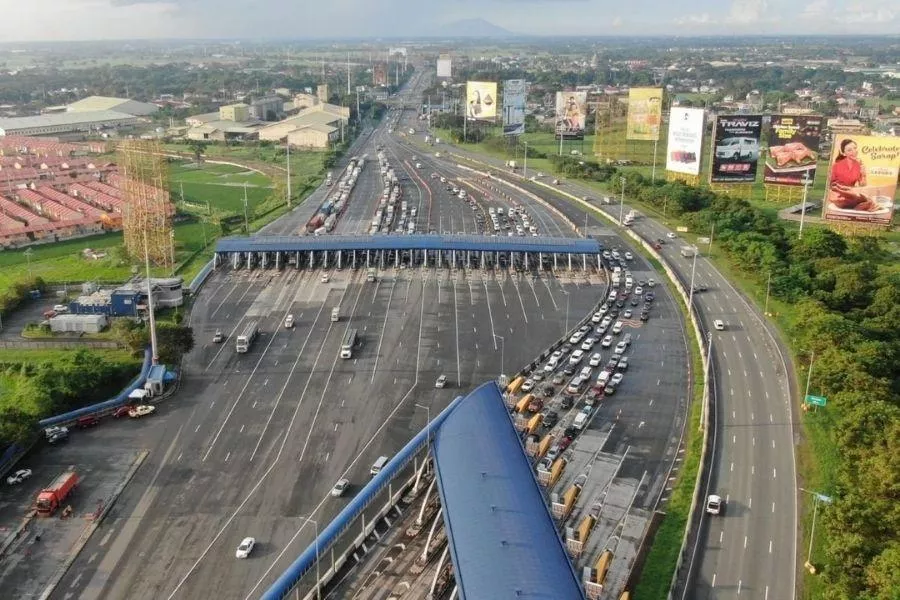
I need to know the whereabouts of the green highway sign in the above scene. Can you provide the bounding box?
[806,394,827,407]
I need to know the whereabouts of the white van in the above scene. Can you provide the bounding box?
[370,455,389,477]
[596,370,611,386]
[612,321,624,335]
[573,412,589,431]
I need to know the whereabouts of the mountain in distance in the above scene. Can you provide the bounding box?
[437,18,516,38]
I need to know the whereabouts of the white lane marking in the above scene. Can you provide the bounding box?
[711,573,716,588]
[748,497,752,509]
[769,540,773,553]
[730,462,734,472]
[772,502,776,513]
[371,278,398,383]
[239,425,244,433]
[773,468,777,479]
[224,452,230,462]
[454,277,462,385]
[744,536,748,549]
[719,531,724,543]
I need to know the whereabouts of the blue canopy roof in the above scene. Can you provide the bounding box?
[432,381,584,600]
[215,234,600,255]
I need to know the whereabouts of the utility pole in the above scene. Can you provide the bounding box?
[286,142,291,207]
[243,182,250,234]
[764,271,772,316]
[346,52,351,95]
[143,233,159,365]
[618,177,626,225]
[799,171,812,239]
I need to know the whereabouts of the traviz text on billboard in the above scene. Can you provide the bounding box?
[710,115,762,183]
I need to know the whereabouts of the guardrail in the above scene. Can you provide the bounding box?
[37,347,154,429]
[262,394,465,600]
[187,259,215,295]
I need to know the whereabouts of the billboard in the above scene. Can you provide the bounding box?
[626,88,663,141]
[555,91,587,140]
[437,54,452,78]
[710,115,763,183]
[764,115,823,186]
[502,79,526,136]
[665,107,705,176]
[824,135,899,225]
[466,81,497,120]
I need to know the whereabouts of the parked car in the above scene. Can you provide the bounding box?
[6,469,32,485]
[76,415,100,429]
[435,375,448,388]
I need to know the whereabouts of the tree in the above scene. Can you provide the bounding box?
[187,140,209,162]
[866,544,900,600]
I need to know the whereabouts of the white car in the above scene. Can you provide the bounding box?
[544,358,559,373]
[714,320,726,331]
[284,314,295,329]
[235,537,256,558]
[648,279,656,287]
[610,372,624,387]
[521,379,536,392]
[569,331,585,345]
[634,286,643,296]
[321,273,330,283]
[591,312,603,323]
[580,366,593,380]
[550,350,564,362]
[331,478,350,497]
[6,469,32,485]
[615,341,628,355]
[625,252,633,260]
[601,335,613,348]
[128,405,156,418]
[581,337,596,351]
[435,375,448,388]
[589,353,603,367]
[623,309,632,319]
[569,349,585,364]
[706,494,724,515]
[667,232,676,239]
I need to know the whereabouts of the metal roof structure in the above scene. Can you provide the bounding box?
[215,234,600,255]
[432,381,584,600]
[0,111,138,135]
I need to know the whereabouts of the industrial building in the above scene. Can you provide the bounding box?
[257,103,348,148]
[0,111,139,137]
[68,277,184,317]
[65,96,159,117]
[219,103,251,122]
[248,96,284,121]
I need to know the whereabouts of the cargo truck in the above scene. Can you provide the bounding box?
[36,470,78,516]
[236,321,259,353]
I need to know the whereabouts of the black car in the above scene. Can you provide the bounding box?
[692,284,707,293]
[563,364,577,376]
[609,309,619,318]
[542,385,555,398]
[656,238,665,245]
[616,300,625,308]
[640,311,650,322]
[560,395,574,409]
[644,293,655,302]
[604,384,617,396]
[606,358,619,371]
[631,297,640,306]
[561,343,574,354]
[564,426,578,439]
[542,411,559,428]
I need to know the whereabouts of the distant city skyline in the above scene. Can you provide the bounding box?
[2,0,899,42]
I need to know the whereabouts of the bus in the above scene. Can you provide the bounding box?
[340,328,358,359]
[235,321,259,353]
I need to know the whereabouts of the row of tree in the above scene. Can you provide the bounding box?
[548,157,899,599]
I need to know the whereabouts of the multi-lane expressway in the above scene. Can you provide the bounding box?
[47,76,616,600]
[432,136,798,599]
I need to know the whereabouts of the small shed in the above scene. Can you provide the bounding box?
[49,314,108,334]
[145,364,168,395]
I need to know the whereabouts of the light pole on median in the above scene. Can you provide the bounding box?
[561,289,570,335]
[764,271,772,317]
[493,334,505,381]
[799,488,832,573]
[618,176,626,225]
[798,170,812,240]
[523,141,528,177]
[688,246,699,310]
[415,402,431,445]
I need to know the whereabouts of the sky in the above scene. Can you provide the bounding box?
[2,0,899,42]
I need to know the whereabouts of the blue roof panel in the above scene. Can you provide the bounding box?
[432,381,584,600]
[215,234,600,255]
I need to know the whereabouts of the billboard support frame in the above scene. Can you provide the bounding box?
[709,183,753,199]
[666,172,700,187]
[764,184,805,203]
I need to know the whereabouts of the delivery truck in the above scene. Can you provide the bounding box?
[36,470,78,516]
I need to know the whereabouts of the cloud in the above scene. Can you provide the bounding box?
[725,0,770,24]
[801,0,829,17]
[674,13,713,25]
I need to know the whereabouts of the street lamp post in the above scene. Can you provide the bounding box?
[764,271,772,316]
[523,141,528,177]
[24,247,33,278]
[799,488,832,573]
[618,177,626,225]
[415,402,431,444]
[494,334,505,380]
[560,290,570,335]
[798,171,812,239]
[688,246,699,309]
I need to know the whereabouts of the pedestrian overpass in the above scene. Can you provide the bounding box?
[214,234,603,272]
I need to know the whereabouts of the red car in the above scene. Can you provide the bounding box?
[76,415,100,428]
[113,405,134,418]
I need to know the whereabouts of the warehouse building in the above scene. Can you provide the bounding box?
[49,314,108,334]
[0,111,139,137]
[219,103,251,122]
[66,96,159,117]
[249,96,284,121]
[286,123,339,148]
[257,103,348,148]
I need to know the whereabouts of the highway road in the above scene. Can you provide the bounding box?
[47,73,609,600]
[430,135,797,599]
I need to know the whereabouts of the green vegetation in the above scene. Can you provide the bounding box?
[0,348,142,444]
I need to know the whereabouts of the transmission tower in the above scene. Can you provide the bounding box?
[117,139,173,268]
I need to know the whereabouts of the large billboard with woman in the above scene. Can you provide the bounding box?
[555,91,587,140]
[824,135,900,225]
[466,81,497,120]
